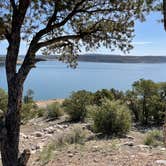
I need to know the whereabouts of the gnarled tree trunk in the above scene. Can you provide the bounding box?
[1,78,23,166]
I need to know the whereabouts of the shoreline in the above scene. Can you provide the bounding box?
[35,98,64,108]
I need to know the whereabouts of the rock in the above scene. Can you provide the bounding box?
[44,134,53,138]
[36,142,45,150]
[20,133,29,139]
[34,131,43,137]
[92,146,99,152]
[56,125,64,130]
[160,147,166,151]
[68,153,74,158]
[136,144,150,150]
[63,124,68,129]
[155,160,166,165]
[126,135,135,140]
[122,141,134,146]
[46,127,55,134]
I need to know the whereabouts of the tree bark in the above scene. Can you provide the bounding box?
[0,79,23,166]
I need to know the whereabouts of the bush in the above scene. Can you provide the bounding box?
[45,102,64,119]
[21,103,38,123]
[93,89,114,105]
[87,99,131,136]
[63,90,94,122]
[144,130,163,147]
[37,108,46,117]
[0,88,7,113]
[63,126,87,145]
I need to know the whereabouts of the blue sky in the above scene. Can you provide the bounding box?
[0,12,166,56]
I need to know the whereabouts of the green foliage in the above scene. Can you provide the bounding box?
[93,89,114,106]
[87,99,131,136]
[125,79,166,125]
[37,108,46,118]
[21,103,38,123]
[39,142,56,166]
[0,1,159,67]
[46,102,64,119]
[63,90,94,122]
[56,126,87,146]
[144,130,163,147]
[0,88,7,113]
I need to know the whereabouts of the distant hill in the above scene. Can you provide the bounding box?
[1,54,166,64]
[38,54,166,63]
[77,54,166,63]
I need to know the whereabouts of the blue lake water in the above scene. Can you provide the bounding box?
[0,61,166,100]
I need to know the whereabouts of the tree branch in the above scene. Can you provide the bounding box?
[163,0,166,30]
[10,0,17,11]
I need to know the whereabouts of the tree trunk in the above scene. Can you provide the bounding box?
[0,80,23,166]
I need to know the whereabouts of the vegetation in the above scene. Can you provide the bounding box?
[87,99,131,136]
[126,79,166,125]
[63,90,94,122]
[0,0,160,164]
[45,102,64,120]
[39,126,87,165]
[0,88,7,113]
[21,103,38,123]
[144,130,163,147]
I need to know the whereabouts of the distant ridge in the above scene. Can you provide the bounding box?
[38,54,166,63]
[1,54,166,64]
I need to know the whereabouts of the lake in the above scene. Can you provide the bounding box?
[0,61,166,100]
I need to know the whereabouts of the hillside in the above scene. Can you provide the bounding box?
[1,55,166,64]
[39,54,166,63]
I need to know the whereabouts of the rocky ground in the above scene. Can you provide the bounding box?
[19,119,166,166]
[0,101,166,166]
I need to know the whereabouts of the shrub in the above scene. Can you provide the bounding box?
[0,88,7,113]
[46,102,64,119]
[63,126,87,145]
[63,90,94,122]
[21,103,38,123]
[144,130,163,147]
[39,142,56,165]
[93,89,114,105]
[87,99,131,136]
[37,108,46,117]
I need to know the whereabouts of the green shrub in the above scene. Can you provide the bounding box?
[63,126,87,145]
[0,88,7,113]
[144,130,163,147]
[63,90,94,122]
[21,103,38,123]
[39,142,56,165]
[93,89,114,105]
[46,102,64,119]
[87,99,131,136]
[37,108,46,117]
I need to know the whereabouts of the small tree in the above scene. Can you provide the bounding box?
[0,1,158,165]
[132,79,158,125]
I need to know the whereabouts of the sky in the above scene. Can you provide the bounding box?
[0,12,166,56]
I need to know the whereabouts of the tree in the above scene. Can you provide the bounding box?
[0,0,158,165]
[132,79,158,125]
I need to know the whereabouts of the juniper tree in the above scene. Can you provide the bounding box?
[0,0,157,165]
